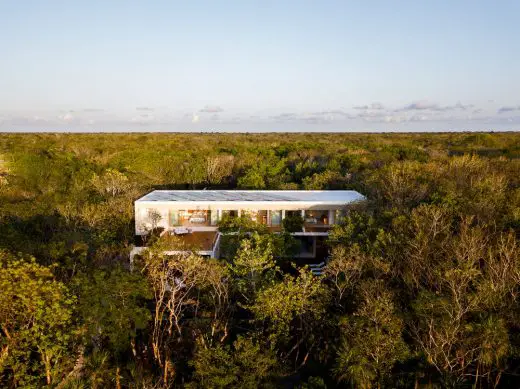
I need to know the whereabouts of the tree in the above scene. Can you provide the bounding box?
[144,251,230,386]
[282,213,304,233]
[302,170,349,190]
[0,154,9,188]
[0,251,76,387]
[75,266,151,357]
[147,208,162,231]
[250,269,329,366]
[334,280,409,388]
[230,232,279,302]
[366,160,433,210]
[322,246,365,308]
[181,160,206,188]
[205,155,234,186]
[409,220,515,387]
[91,168,130,197]
[188,336,281,389]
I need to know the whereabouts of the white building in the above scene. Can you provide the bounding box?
[134,190,365,259]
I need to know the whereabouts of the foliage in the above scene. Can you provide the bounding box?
[230,232,279,302]
[188,336,281,388]
[75,266,152,356]
[282,213,304,232]
[334,280,409,387]
[0,251,76,387]
[0,132,519,387]
[251,269,329,349]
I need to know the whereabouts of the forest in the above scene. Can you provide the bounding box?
[0,131,519,388]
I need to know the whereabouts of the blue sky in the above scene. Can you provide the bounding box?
[1,0,519,132]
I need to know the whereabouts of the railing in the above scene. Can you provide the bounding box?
[212,232,222,259]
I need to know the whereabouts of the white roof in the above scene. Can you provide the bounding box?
[136,190,365,204]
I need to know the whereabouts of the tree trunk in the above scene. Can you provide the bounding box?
[116,366,122,389]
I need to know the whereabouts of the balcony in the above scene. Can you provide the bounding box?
[303,210,331,229]
[159,230,218,254]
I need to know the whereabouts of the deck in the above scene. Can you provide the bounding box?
[160,231,218,252]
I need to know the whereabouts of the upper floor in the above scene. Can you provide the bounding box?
[135,190,365,235]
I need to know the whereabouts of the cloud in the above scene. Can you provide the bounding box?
[401,101,440,111]
[58,113,75,122]
[136,107,155,112]
[397,101,475,113]
[356,110,387,119]
[270,110,353,124]
[200,105,224,113]
[353,102,385,110]
[271,113,298,121]
[497,106,520,114]
[450,101,474,111]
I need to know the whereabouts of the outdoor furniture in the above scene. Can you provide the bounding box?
[173,227,191,235]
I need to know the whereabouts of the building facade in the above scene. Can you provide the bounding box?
[134,190,365,259]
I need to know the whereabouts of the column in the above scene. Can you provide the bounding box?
[281,210,286,219]
[329,210,335,225]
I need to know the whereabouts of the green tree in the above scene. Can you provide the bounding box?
[91,168,130,197]
[230,232,279,302]
[250,268,329,364]
[282,213,304,233]
[0,251,76,387]
[75,266,151,356]
[334,280,409,388]
[189,336,281,389]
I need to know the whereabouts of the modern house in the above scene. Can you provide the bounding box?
[133,190,365,260]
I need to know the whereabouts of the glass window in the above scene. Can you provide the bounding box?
[304,210,329,225]
[170,210,182,226]
[270,210,282,226]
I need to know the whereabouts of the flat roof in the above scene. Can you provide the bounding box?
[136,190,365,204]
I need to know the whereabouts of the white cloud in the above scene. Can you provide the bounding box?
[58,113,75,122]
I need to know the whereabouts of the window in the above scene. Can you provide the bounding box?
[304,210,329,225]
[270,210,282,226]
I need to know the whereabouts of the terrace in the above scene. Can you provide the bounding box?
[159,230,218,254]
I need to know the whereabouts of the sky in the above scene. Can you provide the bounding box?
[1,0,519,132]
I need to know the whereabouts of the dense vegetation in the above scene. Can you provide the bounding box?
[0,132,519,388]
